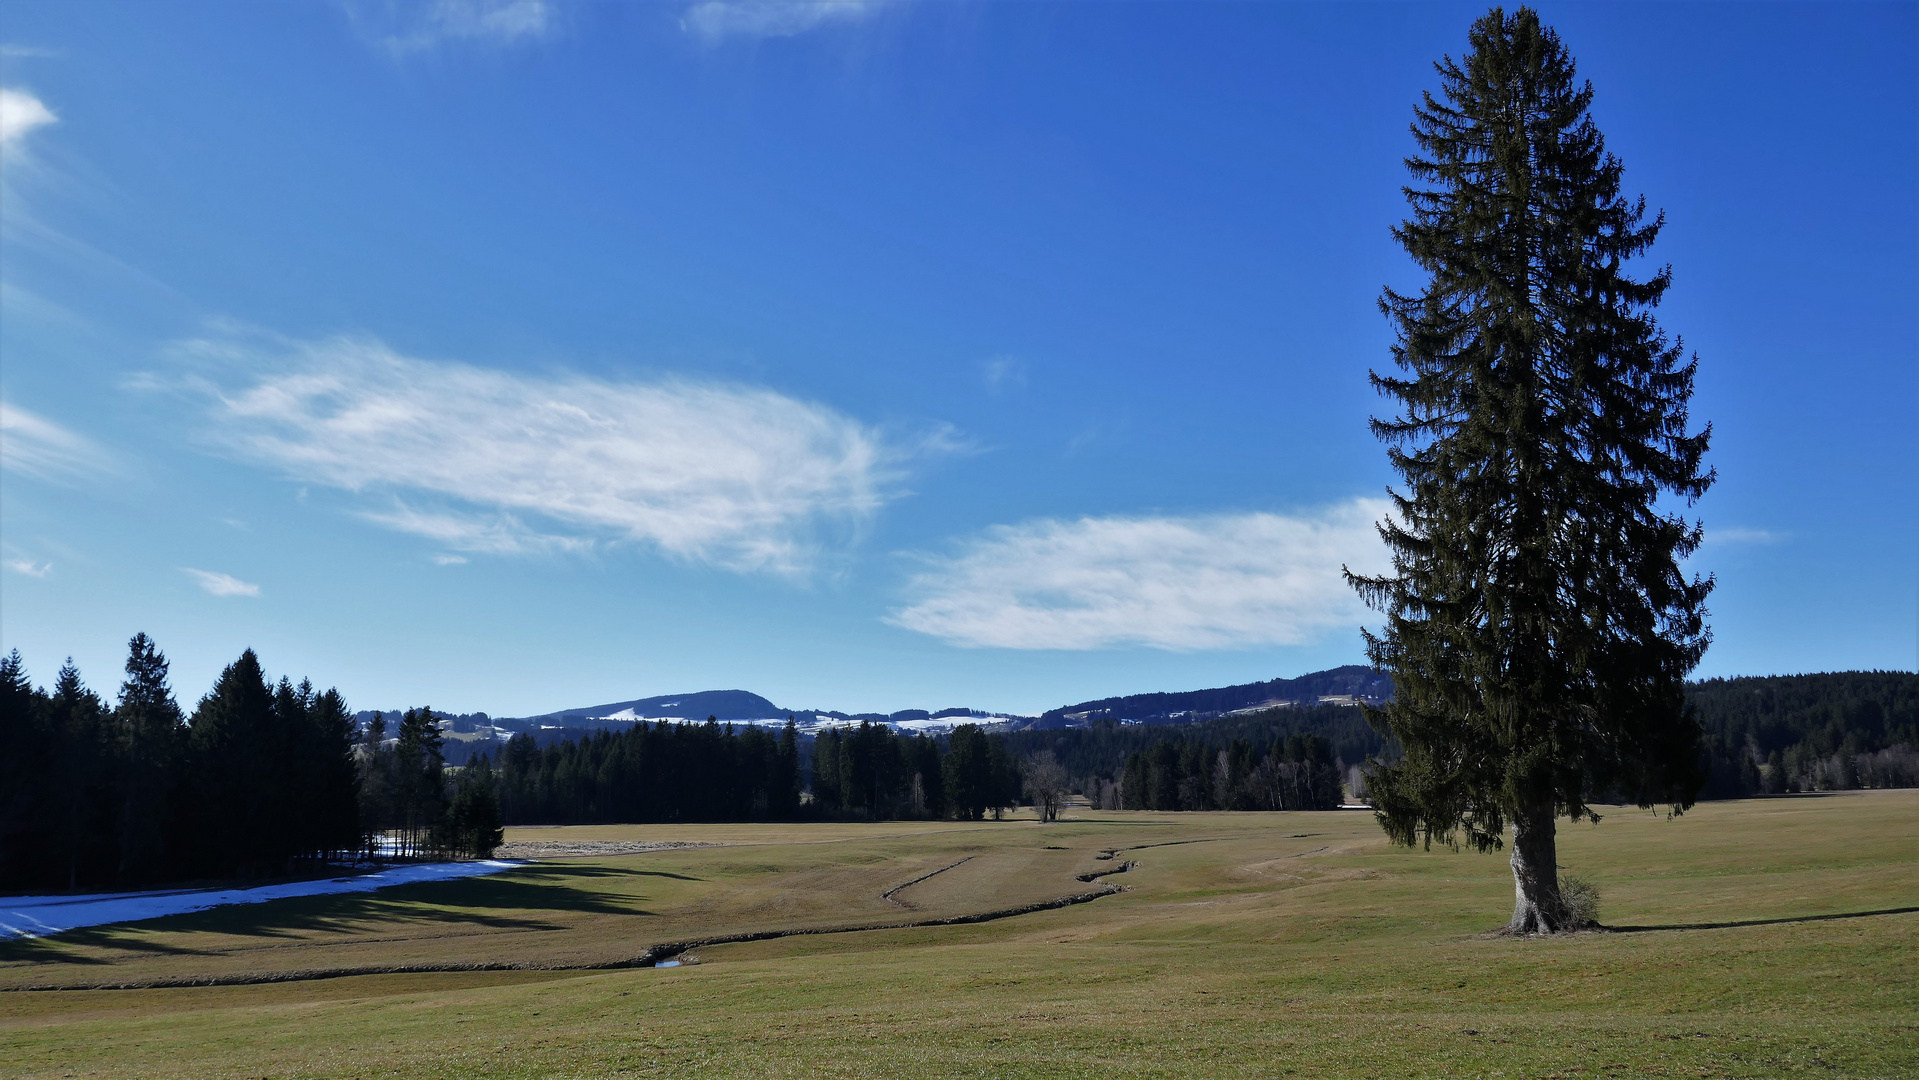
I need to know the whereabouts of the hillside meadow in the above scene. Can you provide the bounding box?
[2,791,1915,1078]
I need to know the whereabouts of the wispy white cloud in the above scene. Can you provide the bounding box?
[356,0,556,55]
[173,331,905,574]
[356,501,588,556]
[0,45,63,59]
[0,95,192,319]
[4,558,51,578]
[888,499,1391,651]
[0,87,56,149]
[1705,526,1784,547]
[981,355,1024,393]
[432,554,469,566]
[183,568,260,598]
[681,0,885,43]
[0,401,111,482]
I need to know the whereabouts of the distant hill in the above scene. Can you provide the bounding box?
[516,689,786,728]
[363,669,1395,749]
[1033,665,1392,729]
[499,691,1013,734]
[354,709,493,733]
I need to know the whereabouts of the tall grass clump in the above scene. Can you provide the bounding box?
[1559,875,1601,928]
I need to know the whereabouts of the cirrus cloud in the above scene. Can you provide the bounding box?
[887,499,1391,651]
[681,0,886,43]
[173,331,904,575]
[353,0,555,55]
[183,568,261,598]
[1704,526,1784,547]
[0,401,111,482]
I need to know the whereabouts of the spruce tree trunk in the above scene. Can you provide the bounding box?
[1507,808,1566,934]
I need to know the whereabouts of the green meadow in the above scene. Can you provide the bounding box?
[4,790,1915,1078]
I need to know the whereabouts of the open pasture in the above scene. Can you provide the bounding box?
[3,791,1915,1078]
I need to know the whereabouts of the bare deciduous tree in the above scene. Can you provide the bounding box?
[1022,751,1069,823]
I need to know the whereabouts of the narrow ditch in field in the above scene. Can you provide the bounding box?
[1077,859,1136,883]
[880,857,974,908]
[8,834,1322,989]
[11,869,1137,989]
[628,882,1130,969]
[641,836,1262,968]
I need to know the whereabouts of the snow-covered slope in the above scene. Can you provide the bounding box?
[2,861,520,940]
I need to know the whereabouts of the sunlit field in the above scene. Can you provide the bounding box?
[3,791,1915,1078]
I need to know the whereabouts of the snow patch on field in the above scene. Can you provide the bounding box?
[0,860,521,940]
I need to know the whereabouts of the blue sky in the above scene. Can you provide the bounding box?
[1,1,1913,717]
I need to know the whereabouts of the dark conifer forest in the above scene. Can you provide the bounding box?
[479,719,1022,824]
[0,638,497,893]
[1000,704,1382,811]
[1689,672,1919,796]
[1,638,369,891]
[485,719,802,825]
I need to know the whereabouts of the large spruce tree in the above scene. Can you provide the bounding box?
[0,651,55,888]
[393,706,448,857]
[113,633,184,885]
[304,685,364,858]
[49,661,115,890]
[1349,7,1714,933]
[188,649,281,876]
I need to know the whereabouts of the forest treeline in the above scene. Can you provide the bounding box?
[1002,704,1386,811]
[1689,671,1919,796]
[1108,734,1344,811]
[810,722,1020,819]
[0,639,500,892]
[2,639,360,891]
[477,719,1022,824]
[1004,673,1919,807]
[485,720,801,824]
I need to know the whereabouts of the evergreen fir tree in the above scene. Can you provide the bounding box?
[440,758,505,858]
[308,687,363,858]
[0,651,55,888]
[113,633,184,885]
[357,711,397,857]
[49,660,115,889]
[1120,752,1148,810]
[188,650,281,876]
[272,678,315,858]
[774,719,802,818]
[941,724,991,820]
[986,738,1020,820]
[1349,7,1713,932]
[905,733,945,819]
[1147,741,1180,811]
[812,727,844,811]
[394,707,447,856]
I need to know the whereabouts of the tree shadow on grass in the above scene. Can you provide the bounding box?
[0,928,213,965]
[1604,905,1919,933]
[156,875,651,941]
[2,863,674,963]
